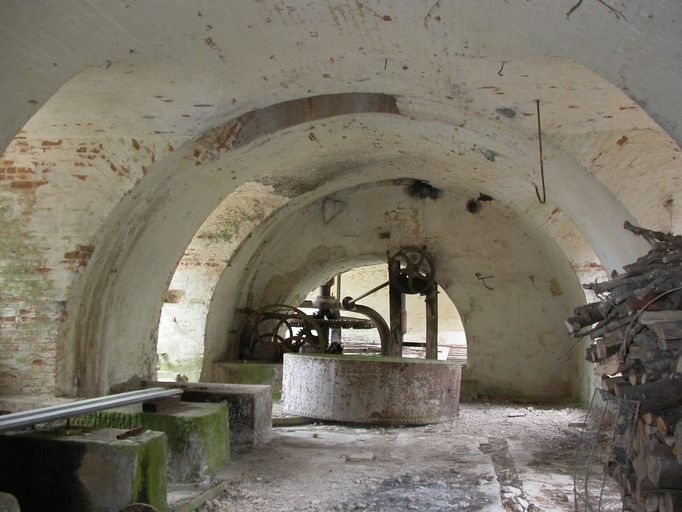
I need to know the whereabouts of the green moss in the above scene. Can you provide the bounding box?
[208,205,268,243]
[131,433,167,510]
[219,362,282,399]
[75,404,230,480]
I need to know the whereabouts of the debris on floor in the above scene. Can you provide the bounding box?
[198,403,584,512]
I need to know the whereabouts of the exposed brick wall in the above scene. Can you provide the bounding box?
[0,144,60,395]
[0,130,175,396]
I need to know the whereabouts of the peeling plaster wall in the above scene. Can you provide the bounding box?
[0,131,172,395]
[1,0,681,154]
[204,183,588,402]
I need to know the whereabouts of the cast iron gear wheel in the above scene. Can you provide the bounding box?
[389,247,436,294]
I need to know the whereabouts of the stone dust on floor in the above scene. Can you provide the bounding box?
[200,403,585,512]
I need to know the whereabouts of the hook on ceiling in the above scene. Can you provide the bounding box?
[532,99,547,205]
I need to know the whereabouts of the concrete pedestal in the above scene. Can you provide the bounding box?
[0,428,167,512]
[282,354,461,425]
[74,403,229,483]
[176,384,272,446]
[209,361,283,399]
[136,381,272,446]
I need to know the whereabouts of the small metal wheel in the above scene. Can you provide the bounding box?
[389,247,436,294]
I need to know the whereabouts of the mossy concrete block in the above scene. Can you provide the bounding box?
[211,361,283,400]
[0,428,167,512]
[74,403,229,483]
[179,384,272,446]
[138,382,272,446]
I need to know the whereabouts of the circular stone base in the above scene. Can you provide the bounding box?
[282,354,461,425]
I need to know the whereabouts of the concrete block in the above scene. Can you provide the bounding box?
[140,382,272,446]
[0,428,167,512]
[0,492,20,512]
[209,361,283,400]
[74,403,229,483]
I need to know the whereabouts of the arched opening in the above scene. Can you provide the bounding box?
[300,265,468,363]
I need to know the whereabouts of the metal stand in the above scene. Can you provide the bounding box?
[388,283,405,357]
[574,388,639,512]
[387,247,438,359]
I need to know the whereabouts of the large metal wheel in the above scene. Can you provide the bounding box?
[389,247,436,294]
[238,304,327,362]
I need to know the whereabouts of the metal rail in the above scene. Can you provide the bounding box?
[0,388,182,433]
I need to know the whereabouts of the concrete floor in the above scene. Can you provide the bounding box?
[199,403,585,512]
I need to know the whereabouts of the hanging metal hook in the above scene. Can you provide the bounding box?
[532,99,547,204]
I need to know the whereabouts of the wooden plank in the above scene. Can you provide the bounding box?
[142,394,182,413]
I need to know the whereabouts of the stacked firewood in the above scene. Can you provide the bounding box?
[566,222,682,511]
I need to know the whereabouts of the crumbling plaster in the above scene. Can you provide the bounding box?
[0,2,679,399]
[1,1,681,152]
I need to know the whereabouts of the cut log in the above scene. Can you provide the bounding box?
[643,357,676,376]
[642,413,656,426]
[574,315,634,340]
[583,270,662,295]
[647,454,682,488]
[658,416,670,436]
[603,376,628,393]
[651,407,682,436]
[663,251,682,264]
[650,322,682,342]
[595,334,626,360]
[573,301,608,325]
[630,368,639,386]
[594,353,623,376]
[623,221,682,244]
[626,293,677,313]
[660,491,682,512]
[641,311,682,325]
[644,493,661,512]
[673,421,682,464]
[616,378,682,413]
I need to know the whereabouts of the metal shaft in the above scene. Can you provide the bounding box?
[425,284,439,360]
[346,280,389,307]
[0,388,182,432]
